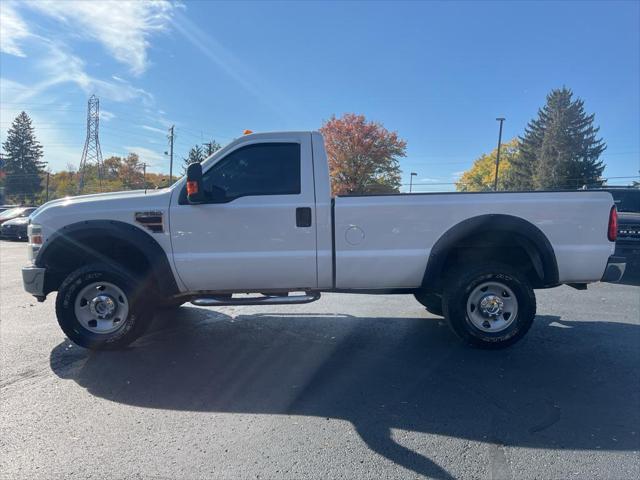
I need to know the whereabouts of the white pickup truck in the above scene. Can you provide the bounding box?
[22,131,624,350]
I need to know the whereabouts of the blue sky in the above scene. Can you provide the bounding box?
[1,0,638,192]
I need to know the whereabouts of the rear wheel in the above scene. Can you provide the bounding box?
[442,262,536,349]
[414,291,443,316]
[159,300,184,310]
[55,263,155,350]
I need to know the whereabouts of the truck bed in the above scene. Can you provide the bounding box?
[333,190,614,289]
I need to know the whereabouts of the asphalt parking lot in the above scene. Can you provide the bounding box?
[1,239,639,479]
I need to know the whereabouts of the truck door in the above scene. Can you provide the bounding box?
[169,133,317,292]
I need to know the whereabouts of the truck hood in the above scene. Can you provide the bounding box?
[34,189,149,211]
[30,188,173,230]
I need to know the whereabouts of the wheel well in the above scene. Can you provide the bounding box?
[41,235,154,295]
[423,215,559,293]
[439,231,545,289]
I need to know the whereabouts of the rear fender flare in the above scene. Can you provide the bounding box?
[422,214,559,289]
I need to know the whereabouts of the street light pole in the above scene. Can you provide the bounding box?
[168,125,175,183]
[410,172,417,193]
[493,118,506,191]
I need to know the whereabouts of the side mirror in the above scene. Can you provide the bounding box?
[186,162,205,204]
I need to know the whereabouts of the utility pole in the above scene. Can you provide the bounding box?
[203,140,219,157]
[409,172,417,193]
[493,117,506,191]
[142,163,147,193]
[168,125,175,183]
[45,172,50,202]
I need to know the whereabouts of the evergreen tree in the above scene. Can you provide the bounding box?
[1,112,46,203]
[507,88,606,190]
[182,144,205,173]
[202,139,221,157]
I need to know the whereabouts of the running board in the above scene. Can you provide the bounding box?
[190,292,321,307]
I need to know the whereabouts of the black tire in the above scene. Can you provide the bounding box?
[414,291,443,316]
[158,301,184,310]
[55,263,155,350]
[442,262,536,349]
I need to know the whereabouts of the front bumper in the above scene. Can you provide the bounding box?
[0,224,27,239]
[601,255,626,283]
[22,266,46,298]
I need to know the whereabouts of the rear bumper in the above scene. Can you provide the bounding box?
[614,243,640,286]
[601,255,626,283]
[22,266,46,298]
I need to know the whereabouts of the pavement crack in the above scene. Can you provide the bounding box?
[488,441,512,480]
[528,400,562,434]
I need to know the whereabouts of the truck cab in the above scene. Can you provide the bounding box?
[170,132,333,292]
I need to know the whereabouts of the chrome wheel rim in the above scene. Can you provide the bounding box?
[74,282,129,334]
[466,281,518,333]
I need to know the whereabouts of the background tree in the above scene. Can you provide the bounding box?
[1,112,46,203]
[456,139,519,191]
[46,156,168,200]
[320,113,405,195]
[202,139,222,157]
[507,87,606,190]
[119,153,144,189]
[182,144,205,173]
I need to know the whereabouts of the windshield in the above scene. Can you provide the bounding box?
[610,190,640,213]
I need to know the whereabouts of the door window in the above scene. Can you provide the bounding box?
[202,143,301,201]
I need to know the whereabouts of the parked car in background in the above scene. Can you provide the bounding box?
[0,205,19,214]
[0,215,31,241]
[605,188,640,285]
[0,207,36,225]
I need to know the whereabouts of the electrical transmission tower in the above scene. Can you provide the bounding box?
[78,94,104,193]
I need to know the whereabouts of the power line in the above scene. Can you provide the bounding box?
[400,175,640,186]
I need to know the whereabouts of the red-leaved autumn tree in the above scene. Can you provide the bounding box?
[319,113,406,196]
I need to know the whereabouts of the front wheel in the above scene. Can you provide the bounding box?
[442,262,536,349]
[55,263,155,350]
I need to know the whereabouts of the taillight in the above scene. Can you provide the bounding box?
[608,206,617,242]
[27,224,43,263]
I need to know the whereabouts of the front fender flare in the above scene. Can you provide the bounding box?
[36,219,179,297]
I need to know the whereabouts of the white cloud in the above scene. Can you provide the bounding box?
[33,42,155,104]
[100,110,115,121]
[124,145,165,167]
[0,4,155,105]
[0,78,35,104]
[141,124,167,135]
[0,2,30,57]
[27,0,177,75]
